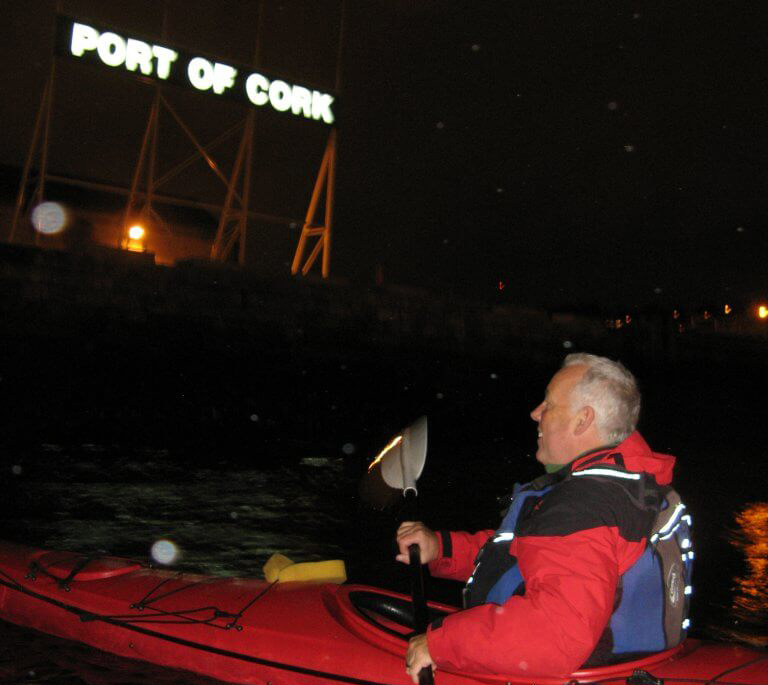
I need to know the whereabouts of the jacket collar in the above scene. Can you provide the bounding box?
[567,431,676,485]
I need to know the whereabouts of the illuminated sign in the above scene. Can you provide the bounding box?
[55,16,336,125]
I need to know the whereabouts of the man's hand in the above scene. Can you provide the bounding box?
[396,521,440,565]
[406,633,435,683]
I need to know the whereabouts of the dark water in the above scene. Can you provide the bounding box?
[0,355,767,683]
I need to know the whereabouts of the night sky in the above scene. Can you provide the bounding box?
[2,1,767,310]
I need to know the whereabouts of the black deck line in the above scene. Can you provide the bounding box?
[0,576,400,685]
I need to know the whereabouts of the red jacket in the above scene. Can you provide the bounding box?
[426,431,676,677]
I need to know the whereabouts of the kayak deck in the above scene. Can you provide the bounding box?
[1,542,766,685]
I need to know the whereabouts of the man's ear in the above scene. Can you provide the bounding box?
[574,406,595,435]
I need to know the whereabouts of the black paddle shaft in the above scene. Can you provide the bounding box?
[403,489,435,685]
[407,543,429,633]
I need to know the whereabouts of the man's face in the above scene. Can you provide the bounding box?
[530,364,587,466]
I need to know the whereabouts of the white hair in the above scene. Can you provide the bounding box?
[562,353,640,444]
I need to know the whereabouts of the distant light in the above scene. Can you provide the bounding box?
[436,121,445,129]
[128,224,145,240]
[31,202,67,235]
[624,144,635,153]
[703,310,711,320]
[150,539,179,565]
[124,224,146,253]
[471,44,481,52]
[498,281,505,290]
[607,101,618,111]
[759,305,768,320]
[673,310,680,319]
[724,304,732,315]
[625,314,632,324]
[736,226,745,233]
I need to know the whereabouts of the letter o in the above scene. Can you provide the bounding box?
[187,57,214,91]
[268,80,292,112]
[97,32,127,68]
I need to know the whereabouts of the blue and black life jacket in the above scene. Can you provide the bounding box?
[462,467,693,664]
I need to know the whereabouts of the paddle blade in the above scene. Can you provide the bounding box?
[361,416,428,510]
[378,416,428,493]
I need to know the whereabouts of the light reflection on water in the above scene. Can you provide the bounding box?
[722,502,768,647]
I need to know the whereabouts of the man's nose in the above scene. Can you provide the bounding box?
[530,403,543,422]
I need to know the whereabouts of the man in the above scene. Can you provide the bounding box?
[397,353,691,681]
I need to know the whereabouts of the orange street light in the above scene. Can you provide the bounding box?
[124,223,146,252]
[758,305,768,320]
[128,224,145,241]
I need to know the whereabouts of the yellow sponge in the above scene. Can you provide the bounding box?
[263,553,347,584]
[263,553,295,582]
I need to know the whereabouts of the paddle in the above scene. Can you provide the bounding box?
[371,416,434,684]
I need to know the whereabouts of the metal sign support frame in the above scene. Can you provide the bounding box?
[290,128,336,278]
[11,3,344,279]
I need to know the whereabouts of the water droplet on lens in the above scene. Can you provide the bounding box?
[11,465,22,475]
[150,540,179,565]
[563,340,573,349]
[250,414,259,422]
[342,443,355,455]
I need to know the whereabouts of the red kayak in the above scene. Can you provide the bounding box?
[0,541,765,685]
